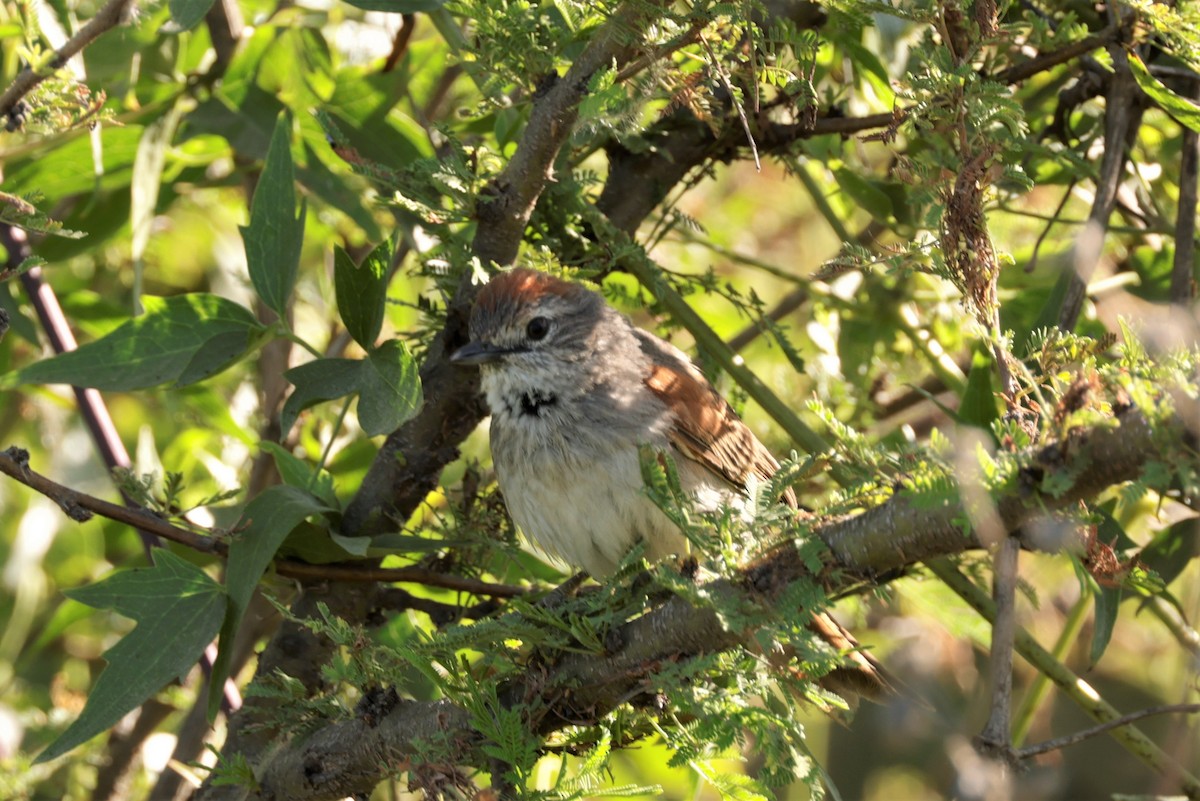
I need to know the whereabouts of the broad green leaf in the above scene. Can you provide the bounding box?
[279,522,372,562]
[958,350,999,431]
[1,295,261,391]
[1138,517,1198,589]
[334,240,391,349]
[185,90,382,238]
[224,485,330,621]
[175,329,260,387]
[259,441,339,508]
[1026,265,1075,343]
[838,36,895,106]
[1087,507,1132,666]
[210,485,330,717]
[168,0,216,30]
[241,114,306,317]
[1129,54,1200,134]
[3,126,143,200]
[36,551,227,762]
[339,0,446,11]
[279,357,363,434]
[833,167,893,221]
[357,339,423,436]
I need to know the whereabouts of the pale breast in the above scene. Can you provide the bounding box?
[497,444,688,577]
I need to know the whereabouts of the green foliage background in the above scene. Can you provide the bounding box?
[1,0,1199,799]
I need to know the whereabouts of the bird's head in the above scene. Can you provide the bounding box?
[451,269,611,410]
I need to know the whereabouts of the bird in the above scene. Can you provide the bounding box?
[451,267,885,696]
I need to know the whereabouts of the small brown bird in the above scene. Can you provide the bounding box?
[452,268,884,694]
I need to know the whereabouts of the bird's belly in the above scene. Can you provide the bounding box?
[498,447,689,577]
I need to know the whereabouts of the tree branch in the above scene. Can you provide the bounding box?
[255,404,1193,800]
[340,0,672,539]
[1058,20,1144,330]
[0,446,528,598]
[931,561,1200,797]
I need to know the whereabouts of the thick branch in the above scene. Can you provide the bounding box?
[1058,34,1144,329]
[256,405,1182,800]
[341,0,670,538]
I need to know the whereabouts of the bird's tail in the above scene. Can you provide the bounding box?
[808,610,891,701]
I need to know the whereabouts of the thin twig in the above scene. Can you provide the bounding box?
[1015,704,1200,760]
[0,0,136,118]
[203,0,243,81]
[990,25,1119,85]
[274,562,527,597]
[382,14,416,73]
[614,19,705,84]
[700,35,759,171]
[0,447,529,598]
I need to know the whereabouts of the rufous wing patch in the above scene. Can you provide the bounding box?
[644,362,797,508]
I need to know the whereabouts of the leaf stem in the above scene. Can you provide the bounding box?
[311,396,353,489]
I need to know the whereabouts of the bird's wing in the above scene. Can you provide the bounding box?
[636,330,797,508]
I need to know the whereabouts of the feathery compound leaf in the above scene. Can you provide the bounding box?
[36,552,227,762]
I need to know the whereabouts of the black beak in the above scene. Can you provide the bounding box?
[450,341,523,366]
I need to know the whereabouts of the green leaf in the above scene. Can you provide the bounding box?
[1089,583,1120,667]
[1138,517,1198,589]
[36,551,227,762]
[357,339,423,436]
[168,0,216,30]
[1129,54,1200,134]
[958,350,999,431]
[3,126,143,200]
[210,485,330,718]
[259,441,338,508]
[280,357,363,435]
[833,167,893,221]
[1,295,261,391]
[278,522,372,563]
[334,240,391,349]
[339,0,446,12]
[280,341,422,436]
[241,114,306,317]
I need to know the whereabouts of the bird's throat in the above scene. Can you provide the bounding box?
[518,390,558,418]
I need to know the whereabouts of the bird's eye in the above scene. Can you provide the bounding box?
[526,316,551,341]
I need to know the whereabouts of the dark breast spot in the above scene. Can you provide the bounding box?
[519,390,559,417]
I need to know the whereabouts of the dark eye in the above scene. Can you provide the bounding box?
[526,316,551,341]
